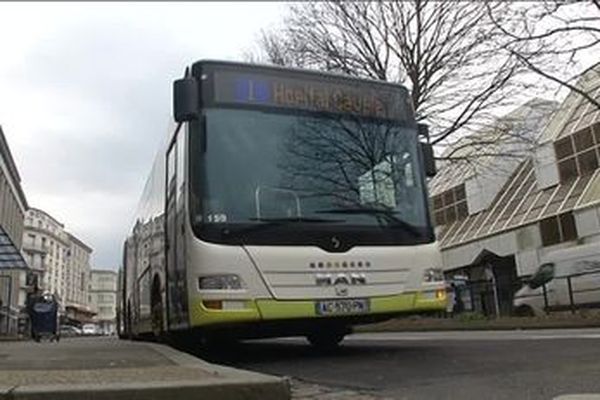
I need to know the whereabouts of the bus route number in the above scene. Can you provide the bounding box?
[206,213,228,223]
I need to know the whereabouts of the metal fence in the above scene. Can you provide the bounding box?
[537,268,600,314]
[0,305,24,336]
[448,268,600,317]
[1,274,31,337]
[0,274,13,335]
[448,278,525,317]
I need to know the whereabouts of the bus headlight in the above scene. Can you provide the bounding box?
[423,268,444,283]
[199,274,244,290]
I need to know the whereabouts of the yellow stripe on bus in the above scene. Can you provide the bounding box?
[188,292,447,327]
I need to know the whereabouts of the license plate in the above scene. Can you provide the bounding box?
[316,299,370,316]
[421,291,437,299]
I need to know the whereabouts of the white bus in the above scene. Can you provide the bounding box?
[120,61,447,348]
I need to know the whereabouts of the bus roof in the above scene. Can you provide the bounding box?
[189,59,410,95]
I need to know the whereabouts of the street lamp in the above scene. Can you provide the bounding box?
[484,265,501,318]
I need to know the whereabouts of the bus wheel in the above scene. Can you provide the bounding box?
[514,305,535,317]
[306,331,345,350]
[199,331,238,351]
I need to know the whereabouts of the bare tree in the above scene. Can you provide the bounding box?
[249,1,534,146]
[275,115,429,230]
[487,0,600,111]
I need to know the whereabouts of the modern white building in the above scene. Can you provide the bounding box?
[89,269,118,335]
[430,66,600,316]
[21,208,94,323]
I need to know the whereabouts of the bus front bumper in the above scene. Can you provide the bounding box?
[188,289,447,328]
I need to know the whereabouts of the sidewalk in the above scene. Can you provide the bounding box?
[0,337,290,400]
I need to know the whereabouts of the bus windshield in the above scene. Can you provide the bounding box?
[190,108,433,247]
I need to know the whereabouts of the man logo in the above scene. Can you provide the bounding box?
[315,273,367,287]
[331,236,341,249]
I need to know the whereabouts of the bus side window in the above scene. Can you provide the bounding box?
[401,152,414,188]
[167,142,176,194]
[176,129,185,202]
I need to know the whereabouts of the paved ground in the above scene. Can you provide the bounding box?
[0,337,288,400]
[189,328,600,400]
[4,330,599,399]
[0,337,175,371]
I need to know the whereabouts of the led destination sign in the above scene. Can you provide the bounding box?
[213,70,411,121]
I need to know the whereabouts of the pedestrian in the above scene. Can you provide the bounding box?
[454,285,465,314]
[446,282,456,317]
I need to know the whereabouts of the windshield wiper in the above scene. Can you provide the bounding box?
[315,207,422,237]
[248,216,342,223]
[222,216,344,238]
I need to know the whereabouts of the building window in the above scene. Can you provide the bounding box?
[432,184,468,226]
[555,125,600,182]
[540,212,578,247]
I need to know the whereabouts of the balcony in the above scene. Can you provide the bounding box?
[22,242,51,254]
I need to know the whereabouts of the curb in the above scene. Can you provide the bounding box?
[148,341,291,387]
[0,341,290,400]
[2,380,290,400]
[0,337,26,342]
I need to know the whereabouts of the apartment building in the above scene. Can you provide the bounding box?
[21,208,94,323]
[0,127,27,250]
[0,126,29,335]
[89,269,118,335]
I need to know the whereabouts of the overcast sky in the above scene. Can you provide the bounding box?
[0,2,285,269]
[0,2,596,271]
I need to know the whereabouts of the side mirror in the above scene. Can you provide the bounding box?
[528,262,555,289]
[420,142,437,177]
[417,123,430,140]
[417,124,436,177]
[417,124,437,178]
[173,77,199,122]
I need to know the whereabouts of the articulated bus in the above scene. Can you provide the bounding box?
[120,60,447,348]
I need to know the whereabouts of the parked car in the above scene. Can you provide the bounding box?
[81,323,98,336]
[514,243,600,316]
[59,325,82,337]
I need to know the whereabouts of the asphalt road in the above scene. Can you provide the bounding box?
[192,329,600,400]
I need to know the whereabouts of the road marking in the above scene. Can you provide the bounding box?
[256,329,600,345]
[529,334,600,340]
[345,330,600,342]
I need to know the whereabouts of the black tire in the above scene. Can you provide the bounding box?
[514,305,535,317]
[307,331,346,350]
[203,333,238,350]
